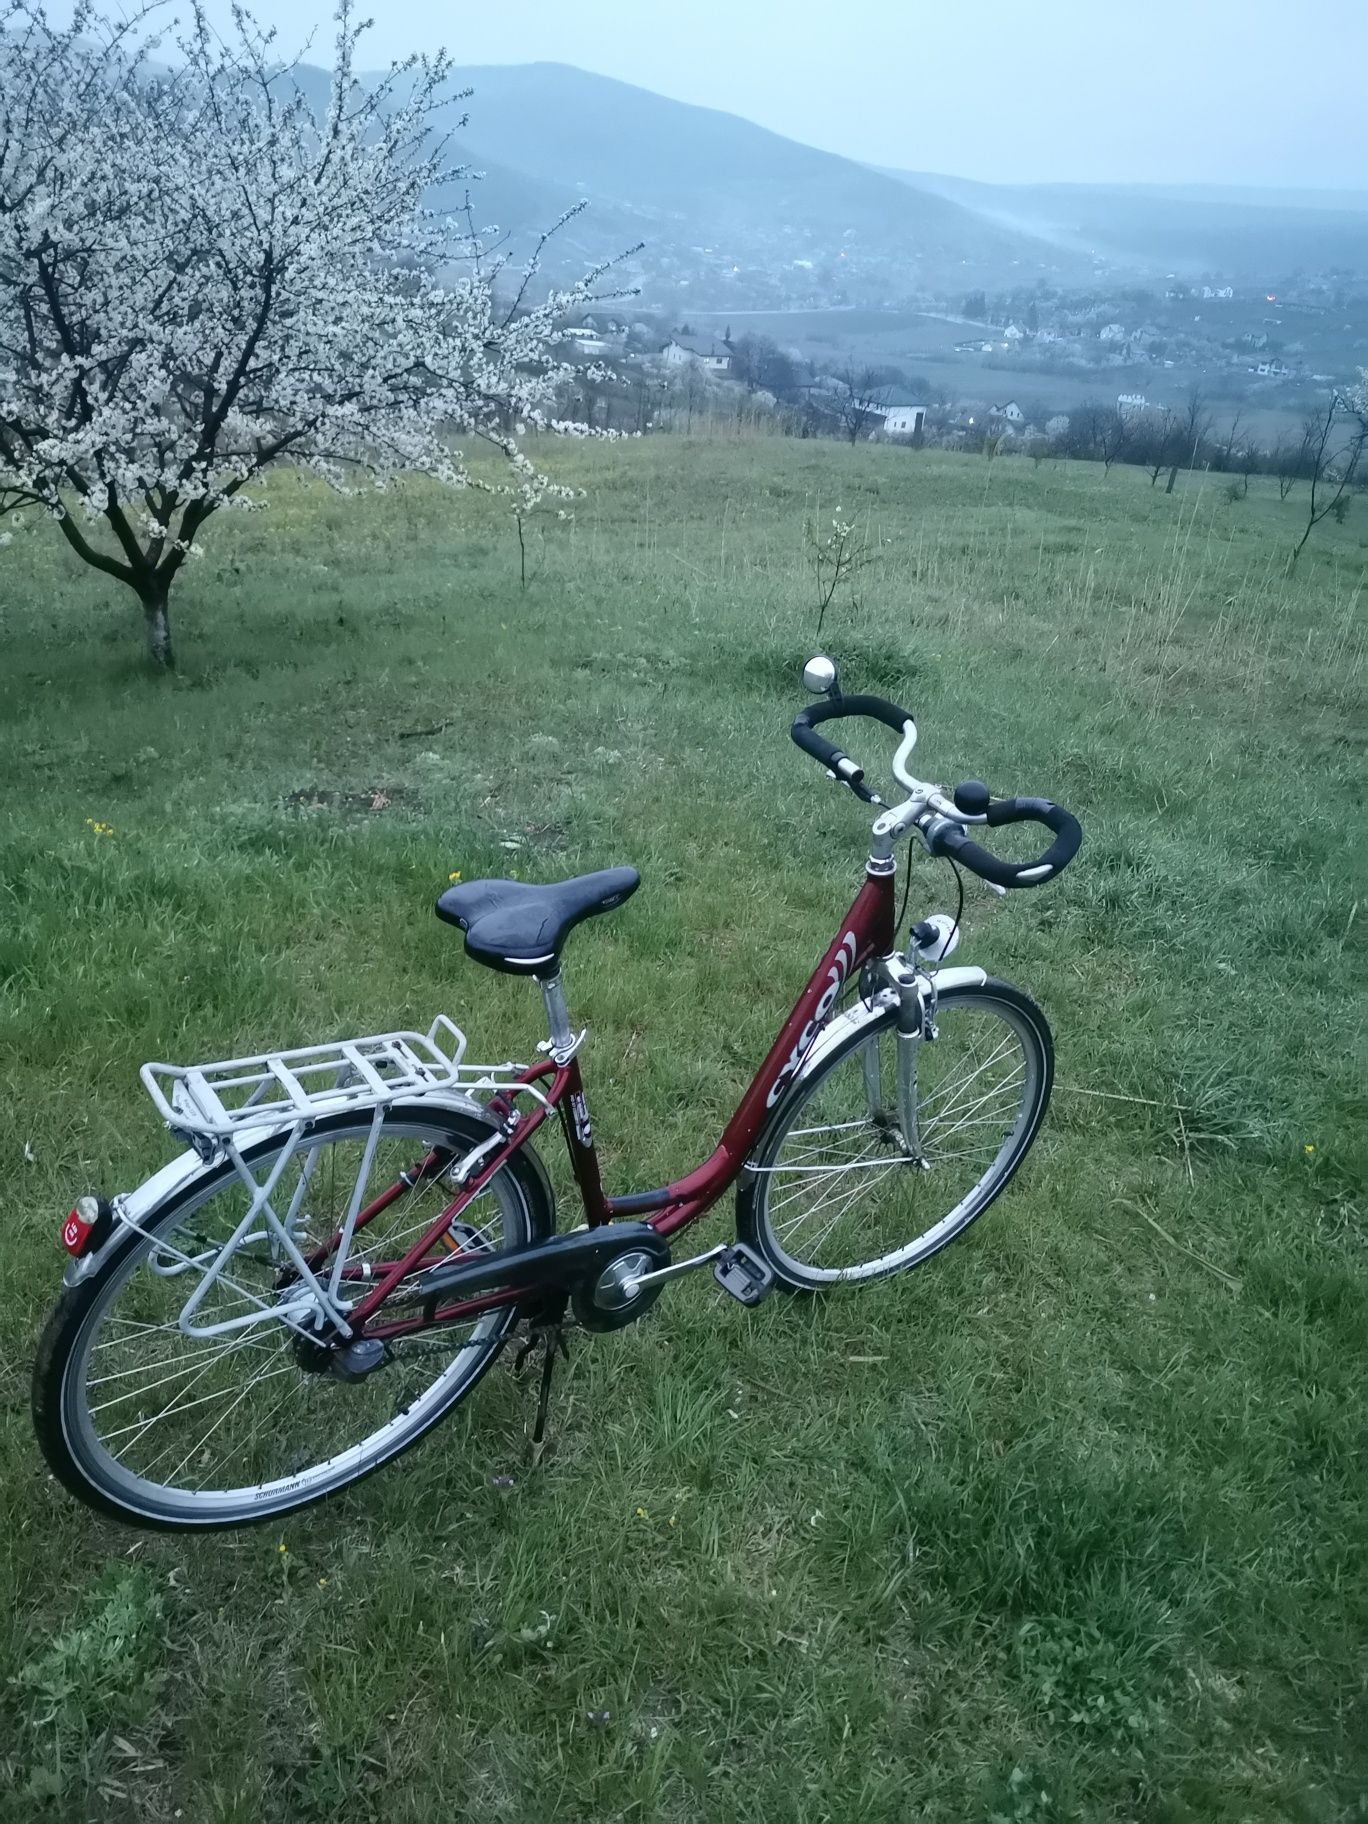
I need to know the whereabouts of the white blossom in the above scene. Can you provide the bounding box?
[0,0,632,662]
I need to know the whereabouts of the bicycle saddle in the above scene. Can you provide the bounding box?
[435,867,640,976]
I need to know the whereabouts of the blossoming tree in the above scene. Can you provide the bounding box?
[0,1,619,666]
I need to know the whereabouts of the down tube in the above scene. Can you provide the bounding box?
[655,868,896,1223]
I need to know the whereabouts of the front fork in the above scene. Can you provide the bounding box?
[867,955,936,1165]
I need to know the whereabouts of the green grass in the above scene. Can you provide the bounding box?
[1,440,1365,1821]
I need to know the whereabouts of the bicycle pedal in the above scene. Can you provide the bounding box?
[712,1243,774,1308]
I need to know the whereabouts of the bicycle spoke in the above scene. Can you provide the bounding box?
[88,1338,279,1412]
[162,1359,302,1489]
[778,1154,905,1254]
[101,1336,274,1447]
[773,1143,896,1233]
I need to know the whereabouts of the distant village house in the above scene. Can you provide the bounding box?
[660,336,732,373]
[882,405,927,438]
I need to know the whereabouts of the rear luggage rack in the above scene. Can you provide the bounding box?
[141,1016,475,1142]
[127,1017,550,1347]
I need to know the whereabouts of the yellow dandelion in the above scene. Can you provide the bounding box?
[1303,1144,1315,1155]
[448,871,462,883]
[277,1542,288,1555]
[633,1506,648,1520]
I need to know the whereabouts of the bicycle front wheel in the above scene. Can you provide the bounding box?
[33,1105,552,1528]
[738,979,1052,1289]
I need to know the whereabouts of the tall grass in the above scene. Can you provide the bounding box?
[0,442,1364,1821]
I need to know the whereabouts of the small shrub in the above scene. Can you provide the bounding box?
[805,507,877,637]
[988,1762,1058,1823]
[1012,1616,1162,1743]
[10,1567,167,1800]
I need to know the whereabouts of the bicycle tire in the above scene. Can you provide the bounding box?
[33,1104,554,1529]
[737,979,1053,1289]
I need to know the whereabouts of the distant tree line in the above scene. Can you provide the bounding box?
[1047,381,1368,560]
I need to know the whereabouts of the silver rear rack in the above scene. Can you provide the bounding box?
[141,1015,472,1142]
[130,1016,553,1348]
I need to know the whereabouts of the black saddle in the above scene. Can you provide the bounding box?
[435,867,640,976]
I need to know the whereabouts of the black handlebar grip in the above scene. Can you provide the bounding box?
[791,694,915,798]
[791,720,856,778]
[928,796,1082,889]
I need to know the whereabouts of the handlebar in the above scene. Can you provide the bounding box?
[790,695,917,805]
[924,795,1083,890]
[790,697,1082,890]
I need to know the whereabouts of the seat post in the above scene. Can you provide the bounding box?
[538,972,577,1063]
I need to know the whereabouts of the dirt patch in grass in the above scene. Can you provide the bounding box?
[282,786,409,814]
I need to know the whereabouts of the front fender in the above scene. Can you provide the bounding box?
[60,1088,512,1290]
[788,964,988,1097]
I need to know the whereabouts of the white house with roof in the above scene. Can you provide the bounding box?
[990,400,1025,423]
[660,337,731,373]
[882,404,927,438]
[563,328,611,356]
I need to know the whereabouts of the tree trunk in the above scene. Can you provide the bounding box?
[1164,463,1179,496]
[142,589,174,669]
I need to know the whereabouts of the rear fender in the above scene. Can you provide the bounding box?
[60,1091,547,1289]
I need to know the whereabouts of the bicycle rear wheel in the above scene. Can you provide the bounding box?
[33,1105,552,1528]
[738,980,1052,1288]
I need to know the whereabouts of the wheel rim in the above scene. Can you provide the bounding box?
[752,996,1044,1282]
[62,1116,530,1521]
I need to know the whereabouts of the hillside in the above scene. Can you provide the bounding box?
[293,58,1367,311]
[885,171,1368,280]
[365,61,1087,304]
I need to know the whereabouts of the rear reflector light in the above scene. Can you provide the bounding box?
[62,1197,101,1257]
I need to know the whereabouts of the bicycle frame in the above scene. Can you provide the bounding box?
[338,868,898,1342]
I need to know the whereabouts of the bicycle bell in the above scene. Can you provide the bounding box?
[802,654,841,698]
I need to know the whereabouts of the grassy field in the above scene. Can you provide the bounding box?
[1,439,1365,1822]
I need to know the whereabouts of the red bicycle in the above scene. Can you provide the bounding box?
[35,658,1082,1528]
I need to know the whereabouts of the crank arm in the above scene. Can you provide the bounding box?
[622,1244,728,1296]
[627,1241,774,1309]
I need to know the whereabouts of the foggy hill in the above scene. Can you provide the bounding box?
[364,61,1087,301]
[293,56,1368,301]
[882,171,1368,280]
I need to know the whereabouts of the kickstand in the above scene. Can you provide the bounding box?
[514,1322,570,1447]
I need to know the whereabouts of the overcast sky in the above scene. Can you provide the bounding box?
[181,0,1367,189]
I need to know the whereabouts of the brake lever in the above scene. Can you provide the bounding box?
[823,767,882,806]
